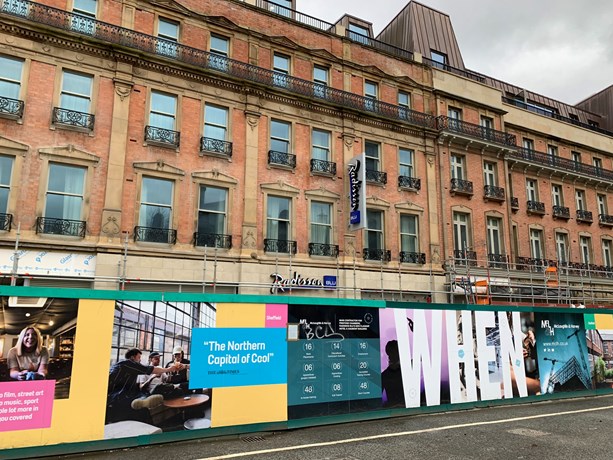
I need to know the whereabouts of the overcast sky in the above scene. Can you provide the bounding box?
[297,0,613,105]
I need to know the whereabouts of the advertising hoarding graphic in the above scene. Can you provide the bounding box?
[190,328,287,388]
[0,380,55,432]
[287,305,381,419]
[0,295,610,454]
[534,312,592,394]
[381,309,533,408]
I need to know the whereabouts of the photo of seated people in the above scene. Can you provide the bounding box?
[0,296,78,399]
[105,300,214,439]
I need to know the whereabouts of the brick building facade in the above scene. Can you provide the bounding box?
[0,0,612,304]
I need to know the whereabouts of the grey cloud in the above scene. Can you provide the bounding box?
[298,0,613,103]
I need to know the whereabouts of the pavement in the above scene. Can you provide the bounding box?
[46,394,613,460]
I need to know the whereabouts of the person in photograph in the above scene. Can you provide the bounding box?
[165,346,191,390]
[136,351,185,400]
[381,340,405,407]
[7,326,49,381]
[106,348,184,424]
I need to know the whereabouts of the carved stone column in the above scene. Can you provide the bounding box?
[242,94,261,255]
[101,68,133,242]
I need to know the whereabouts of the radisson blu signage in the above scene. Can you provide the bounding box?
[348,153,366,231]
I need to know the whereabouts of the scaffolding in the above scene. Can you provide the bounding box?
[445,253,613,308]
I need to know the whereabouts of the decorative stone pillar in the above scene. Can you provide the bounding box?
[101,70,133,242]
[242,94,261,255]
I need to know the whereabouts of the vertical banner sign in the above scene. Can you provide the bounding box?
[348,153,366,231]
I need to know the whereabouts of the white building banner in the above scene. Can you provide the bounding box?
[0,249,96,277]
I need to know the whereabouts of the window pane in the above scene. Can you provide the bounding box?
[365,81,377,98]
[158,20,178,40]
[204,125,226,140]
[400,215,416,234]
[198,212,224,234]
[0,188,8,214]
[204,105,228,140]
[60,94,90,113]
[151,92,177,114]
[0,156,13,186]
[73,0,96,14]
[0,56,23,99]
[142,177,173,205]
[62,72,92,97]
[48,164,85,194]
[312,129,330,161]
[45,194,81,220]
[200,186,226,212]
[140,203,170,228]
[61,72,92,112]
[0,81,20,100]
[313,66,328,84]
[367,211,382,230]
[365,142,379,158]
[311,202,330,225]
[205,105,227,126]
[0,56,23,81]
[149,112,175,130]
[271,120,289,139]
[267,196,289,219]
[271,138,289,153]
[273,54,289,72]
[210,35,228,55]
[311,201,331,245]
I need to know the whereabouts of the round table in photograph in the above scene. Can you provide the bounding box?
[163,394,210,421]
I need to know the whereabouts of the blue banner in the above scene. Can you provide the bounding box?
[190,328,288,388]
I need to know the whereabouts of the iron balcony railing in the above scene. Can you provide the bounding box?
[344,29,414,62]
[264,238,297,254]
[308,243,339,257]
[515,257,557,272]
[577,209,593,223]
[52,107,95,130]
[398,176,421,190]
[599,214,613,226]
[484,185,505,201]
[0,0,438,131]
[310,159,336,175]
[144,126,180,147]
[0,213,13,231]
[488,253,508,269]
[268,150,296,168]
[36,217,86,237]
[558,262,613,279]
[254,0,335,32]
[399,251,426,264]
[200,137,232,156]
[450,178,473,195]
[511,197,519,209]
[502,96,613,138]
[134,226,177,244]
[193,232,232,249]
[527,200,546,214]
[552,205,570,219]
[366,169,387,185]
[422,57,486,83]
[453,250,477,267]
[363,248,391,262]
[508,148,613,182]
[0,96,25,118]
[436,116,516,146]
